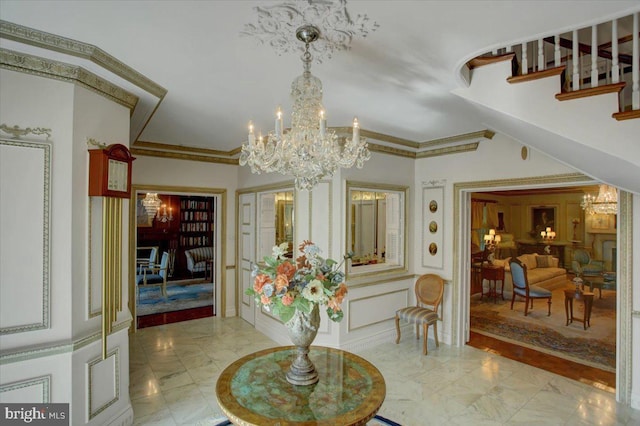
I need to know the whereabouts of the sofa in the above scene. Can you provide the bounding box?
[184,246,214,276]
[490,253,567,294]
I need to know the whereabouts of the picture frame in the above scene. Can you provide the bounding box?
[531,206,556,236]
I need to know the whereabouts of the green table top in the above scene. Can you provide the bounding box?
[216,346,386,426]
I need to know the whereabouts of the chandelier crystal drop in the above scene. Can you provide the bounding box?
[141,193,162,221]
[239,25,371,191]
[580,184,618,215]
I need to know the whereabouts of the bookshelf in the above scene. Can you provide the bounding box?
[136,194,214,279]
[179,197,214,249]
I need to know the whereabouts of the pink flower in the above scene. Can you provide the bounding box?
[274,274,289,292]
[276,261,296,280]
[254,274,271,293]
[281,293,294,306]
[260,294,271,305]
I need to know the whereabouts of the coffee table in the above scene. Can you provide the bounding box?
[216,346,386,425]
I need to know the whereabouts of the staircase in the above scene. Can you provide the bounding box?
[453,10,640,195]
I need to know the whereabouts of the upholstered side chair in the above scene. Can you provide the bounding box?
[136,251,169,303]
[509,258,552,316]
[395,274,444,355]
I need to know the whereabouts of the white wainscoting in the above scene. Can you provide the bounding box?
[88,349,119,420]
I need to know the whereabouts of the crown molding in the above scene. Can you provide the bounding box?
[416,142,480,158]
[0,48,138,111]
[0,20,166,98]
[418,130,495,148]
[130,147,239,165]
[134,140,241,157]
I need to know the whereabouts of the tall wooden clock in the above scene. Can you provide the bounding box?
[88,143,135,198]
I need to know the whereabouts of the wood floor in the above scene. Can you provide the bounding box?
[137,305,214,329]
[467,331,615,393]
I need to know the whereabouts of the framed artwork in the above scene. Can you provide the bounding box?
[531,206,556,236]
[586,214,616,233]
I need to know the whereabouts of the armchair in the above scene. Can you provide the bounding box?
[136,246,158,275]
[571,249,604,276]
[136,251,169,302]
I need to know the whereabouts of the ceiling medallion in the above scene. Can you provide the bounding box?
[241,0,379,62]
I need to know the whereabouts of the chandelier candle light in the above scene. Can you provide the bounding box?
[239,25,370,191]
[581,184,618,215]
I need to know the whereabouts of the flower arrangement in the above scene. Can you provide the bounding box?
[246,240,351,324]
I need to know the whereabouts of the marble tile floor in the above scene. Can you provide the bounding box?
[129,316,640,425]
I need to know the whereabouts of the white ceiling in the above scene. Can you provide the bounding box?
[1,1,638,152]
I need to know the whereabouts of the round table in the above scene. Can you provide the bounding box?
[216,346,386,426]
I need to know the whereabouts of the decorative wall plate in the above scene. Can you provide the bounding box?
[429,221,437,233]
[429,243,437,255]
[429,200,438,213]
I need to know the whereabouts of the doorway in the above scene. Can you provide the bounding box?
[129,185,226,331]
[452,173,633,404]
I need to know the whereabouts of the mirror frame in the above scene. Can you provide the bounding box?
[345,181,408,279]
[257,187,295,261]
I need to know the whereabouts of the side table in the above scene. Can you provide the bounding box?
[481,264,505,302]
[564,288,594,330]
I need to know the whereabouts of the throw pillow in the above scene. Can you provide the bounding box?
[536,255,554,268]
[517,254,538,270]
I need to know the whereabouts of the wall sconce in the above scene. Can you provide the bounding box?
[157,203,174,223]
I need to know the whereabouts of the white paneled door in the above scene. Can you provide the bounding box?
[239,193,256,325]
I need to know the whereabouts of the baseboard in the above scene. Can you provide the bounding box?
[631,390,640,410]
[105,404,134,426]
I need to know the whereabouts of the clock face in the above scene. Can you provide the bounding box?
[107,159,128,192]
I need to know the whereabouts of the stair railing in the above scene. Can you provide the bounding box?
[482,11,639,117]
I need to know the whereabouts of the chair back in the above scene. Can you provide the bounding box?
[573,249,591,265]
[509,258,529,291]
[158,252,169,279]
[148,246,158,268]
[415,274,444,315]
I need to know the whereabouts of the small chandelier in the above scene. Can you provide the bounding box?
[581,185,618,215]
[141,193,162,221]
[239,24,371,191]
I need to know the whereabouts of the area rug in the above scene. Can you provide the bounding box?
[137,283,213,316]
[200,415,400,426]
[470,285,616,372]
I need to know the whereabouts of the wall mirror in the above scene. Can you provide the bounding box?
[346,182,407,277]
[258,190,294,259]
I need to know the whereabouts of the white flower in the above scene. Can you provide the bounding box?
[272,242,289,259]
[302,279,327,303]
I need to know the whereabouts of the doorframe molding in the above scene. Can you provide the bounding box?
[129,184,227,330]
[452,172,632,404]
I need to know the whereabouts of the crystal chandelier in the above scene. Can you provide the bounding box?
[239,25,371,191]
[141,193,162,221]
[580,185,618,215]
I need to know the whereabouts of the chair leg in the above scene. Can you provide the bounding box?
[423,323,428,355]
[395,316,401,344]
[524,296,529,316]
[510,292,516,310]
[433,321,439,348]
[547,297,552,316]
[415,323,420,340]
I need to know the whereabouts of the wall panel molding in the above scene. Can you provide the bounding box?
[88,348,120,420]
[0,375,51,403]
[0,138,51,334]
